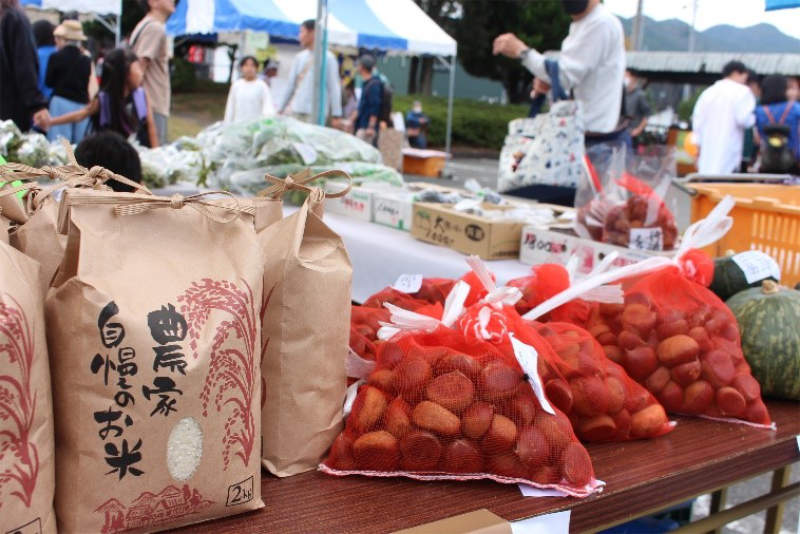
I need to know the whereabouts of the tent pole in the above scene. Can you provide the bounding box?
[311,0,329,126]
[445,54,455,166]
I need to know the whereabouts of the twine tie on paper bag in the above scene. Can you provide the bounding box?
[0,140,151,195]
[259,169,353,200]
[113,191,242,224]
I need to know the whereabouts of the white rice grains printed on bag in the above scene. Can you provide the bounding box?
[45,190,264,533]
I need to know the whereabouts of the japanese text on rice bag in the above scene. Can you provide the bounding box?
[0,240,56,534]
[45,190,264,533]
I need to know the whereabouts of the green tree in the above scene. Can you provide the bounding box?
[411,0,458,95]
[454,0,571,103]
[82,0,147,49]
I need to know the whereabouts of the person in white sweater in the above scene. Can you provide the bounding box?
[224,56,275,124]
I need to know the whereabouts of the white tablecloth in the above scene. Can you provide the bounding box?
[302,209,533,303]
[154,186,534,303]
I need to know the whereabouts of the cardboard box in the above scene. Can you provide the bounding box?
[324,187,374,222]
[519,226,663,274]
[373,190,416,231]
[411,202,525,259]
[393,509,512,534]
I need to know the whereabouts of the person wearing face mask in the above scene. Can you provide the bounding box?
[405,100,429,149]
[623,69,650,148]
[493,0,625,140]
[492,0,625,206]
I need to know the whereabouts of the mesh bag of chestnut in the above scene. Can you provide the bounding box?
[362,278,456,310]
[575,145,678,251]
[566,267,771,427]
[322,295,603,496]
[508,264,572,316]
[350,305,390,360]
[537,199,772,428]
[532,322,674,441]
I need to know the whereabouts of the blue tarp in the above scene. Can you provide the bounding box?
[166,0,456,56]
[765,0,800,10]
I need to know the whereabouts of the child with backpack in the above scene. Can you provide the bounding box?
[46,48,159,147]
[755,75,800,174]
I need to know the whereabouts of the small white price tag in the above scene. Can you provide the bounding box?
[510,510,570,534]
[393,274,423,294]
[629,227,663,251]
[518,483,568,498]
[731,251,781,284]
[509,334,555,415]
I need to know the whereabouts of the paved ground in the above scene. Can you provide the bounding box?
[422,157,800,534]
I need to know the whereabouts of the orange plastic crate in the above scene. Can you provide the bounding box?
[689,183,800,287]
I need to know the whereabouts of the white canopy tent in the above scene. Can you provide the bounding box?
[168,0,458,156]
[21,0,122,45]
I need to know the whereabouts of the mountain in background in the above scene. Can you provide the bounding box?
[620,16,800,53]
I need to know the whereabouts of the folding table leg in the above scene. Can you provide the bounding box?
[764,466,791,534]
[706,487,728,534]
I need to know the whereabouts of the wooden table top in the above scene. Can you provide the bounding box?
[172,400,800,534]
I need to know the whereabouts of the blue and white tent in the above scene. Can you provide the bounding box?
[765,0,800,10]
[166,0,457,57]
[21,0,120,16]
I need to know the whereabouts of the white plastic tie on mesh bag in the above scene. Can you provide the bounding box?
[572,251,625,305]
[465,255,523,309]
[343,379,365,418]
[376,280,471,340]
[346,348,377,379]
[522,196,736,322]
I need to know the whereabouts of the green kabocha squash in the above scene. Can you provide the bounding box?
[711,250,780,301]
[726,280,800,400]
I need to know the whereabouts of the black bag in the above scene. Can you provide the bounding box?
[760,105,797,174]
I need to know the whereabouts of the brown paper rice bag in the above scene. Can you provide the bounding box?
[260,178,352,476]
[1,159,151,296]
[0,211,9,243]
[46,189,264,533]
[0,241,56,534]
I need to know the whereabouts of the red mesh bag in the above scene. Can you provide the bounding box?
[362,278,456,310]
[415,278,456,305]
[508,264,571,315]
[350,305,390,359]
[322,313,602,496]
[362,288,432,311]
[532,322,674,441]
[558,266,772,428]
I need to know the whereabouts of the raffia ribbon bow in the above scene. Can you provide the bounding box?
[258,169,352,201]
[113,191,243,224]
[0,139,151,195]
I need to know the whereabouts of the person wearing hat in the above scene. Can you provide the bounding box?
[45,19,91,143]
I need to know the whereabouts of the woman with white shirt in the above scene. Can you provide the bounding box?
[224,56,275,123]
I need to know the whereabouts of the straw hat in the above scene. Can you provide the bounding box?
[54,20,86,42]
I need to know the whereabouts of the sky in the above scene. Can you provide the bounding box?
[604,0,800,38]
